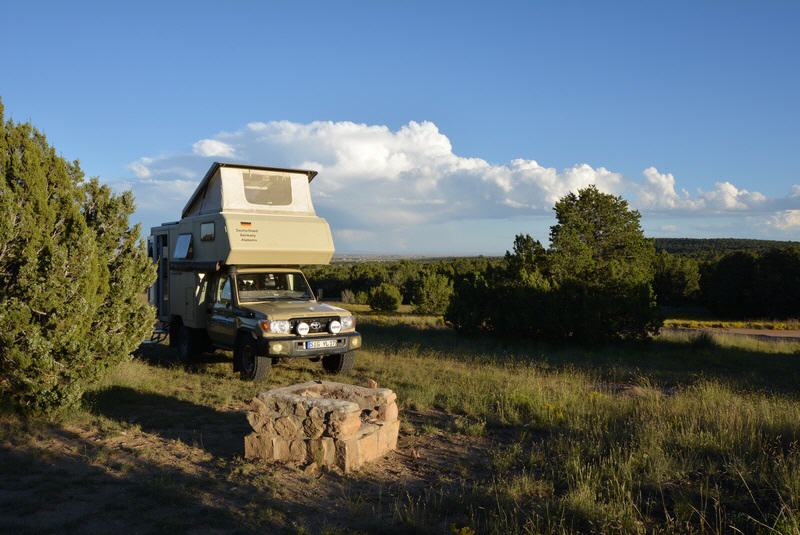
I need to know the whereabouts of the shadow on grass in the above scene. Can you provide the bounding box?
[358,322,800,395]
[0,425,287,534]
[0,410,497,535]
[134,341,232,371]
[86,387,249,457]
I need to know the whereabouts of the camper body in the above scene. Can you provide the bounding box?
[148,162,361,380]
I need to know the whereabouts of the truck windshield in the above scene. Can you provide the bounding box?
[236,272,313,302]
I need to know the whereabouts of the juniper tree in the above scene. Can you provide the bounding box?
[546,186,661,340]
[0,102,155,415]
[412,272,453,315]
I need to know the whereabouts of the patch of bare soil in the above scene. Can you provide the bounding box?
[0,406,492,534]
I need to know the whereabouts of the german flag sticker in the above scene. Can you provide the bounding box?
[240,221,252,227]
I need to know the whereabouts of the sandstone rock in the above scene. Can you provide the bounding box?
[272,437,290,461]
[327,412,360,438]
[288,440,307,462]
[376,389,397,404]
[307,405,326,423]
[381,402,399,423]
[357,429,379,464]
[244,433,274,460]
[247,411,276,434]
[335,437,360,473]
[303,417,325,439]
[377,419,400,452]
[293,401,309,418]
[366,378,378,389]
[308,437,336,466]
[250,395,268,413]
[247,381,399,471]
[274,416,301,439]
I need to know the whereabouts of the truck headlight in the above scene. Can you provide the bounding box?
[260,320,290,334]
[296,322,310,336]
[340,315,355,331]
[329,320,342,334]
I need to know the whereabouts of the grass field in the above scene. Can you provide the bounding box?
[664,318,800,331]
[1,309,800,534]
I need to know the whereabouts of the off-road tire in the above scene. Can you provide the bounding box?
[176,325,203,363]
[236,335,271,381]
[322,351,356,374]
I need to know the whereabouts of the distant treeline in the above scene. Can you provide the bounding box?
[307,238,800,320]
[304,256,500,305]
[654,238,799,259]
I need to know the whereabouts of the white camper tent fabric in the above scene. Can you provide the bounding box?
[183,166,316,217]
[220,167,315,215]
[198,172,222,215]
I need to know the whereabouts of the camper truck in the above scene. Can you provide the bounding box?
[148,162,361,380]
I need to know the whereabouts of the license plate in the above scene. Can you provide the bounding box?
[306,339,337,349]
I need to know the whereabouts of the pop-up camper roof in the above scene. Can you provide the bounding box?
[154,162,334,266]
[182,162,319,218]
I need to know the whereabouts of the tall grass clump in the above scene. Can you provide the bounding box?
[356,324,800,534]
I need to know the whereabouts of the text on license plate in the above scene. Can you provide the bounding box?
[306,339,337,349]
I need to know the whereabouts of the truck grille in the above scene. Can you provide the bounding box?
[291,317,335,334]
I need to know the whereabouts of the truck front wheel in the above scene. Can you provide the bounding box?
[236,335,271,381]
[322,352,356,374]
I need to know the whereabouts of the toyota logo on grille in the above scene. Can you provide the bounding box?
[309,321,321,330]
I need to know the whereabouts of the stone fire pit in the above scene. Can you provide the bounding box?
[244,380,399,472]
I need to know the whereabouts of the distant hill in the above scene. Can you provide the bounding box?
[654,238,799,257]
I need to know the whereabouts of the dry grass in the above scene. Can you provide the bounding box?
[1,315,799,533]
[664,317,800,331]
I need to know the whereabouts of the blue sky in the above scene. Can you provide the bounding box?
[2,1,799,254]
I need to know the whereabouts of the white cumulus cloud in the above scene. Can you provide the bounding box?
[116,119,798,243]
[637,167,704,210]
[769,210,800,230]
[192,139,236,158]
[701,181,766,210]
[130,120,630,228]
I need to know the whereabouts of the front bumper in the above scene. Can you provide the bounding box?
[258,331,361,358]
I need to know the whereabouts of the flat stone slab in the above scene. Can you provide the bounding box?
[244,380,399,472]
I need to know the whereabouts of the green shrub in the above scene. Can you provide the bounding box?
[340,289,356,304]
[368,283,402,312]
[0,103,156,415]
[412,273,453,315]
[653,251,700,306]
[355,291,369,305]
[447,186,662,342]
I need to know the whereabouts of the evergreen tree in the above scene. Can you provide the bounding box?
[503,234,549,286]
[547,186,660,340]
[653,251,700,306]
[448,186,661,341]
[549,186,654,286]
[0,103,155,415]
[412,272,453,315]
[368,283,402,312]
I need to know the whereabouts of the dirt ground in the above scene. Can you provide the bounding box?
[0,396,491,534]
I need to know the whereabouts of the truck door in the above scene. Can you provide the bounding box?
[207,274,237,347]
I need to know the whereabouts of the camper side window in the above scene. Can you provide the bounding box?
[216,276,231,306]
[200,222,215,241]
[174,233,193,259]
